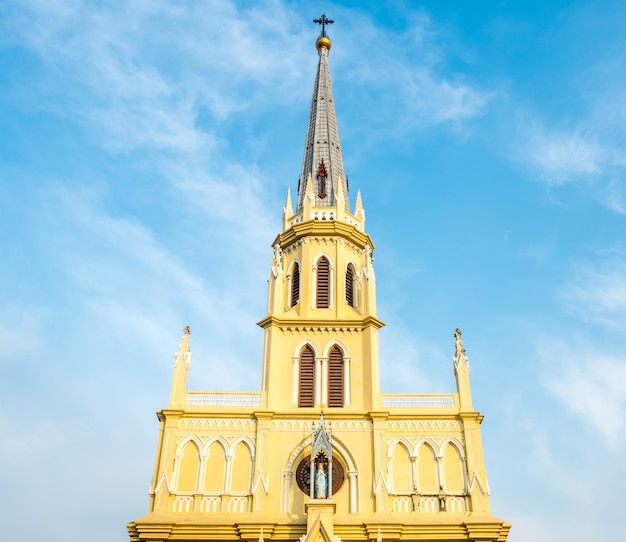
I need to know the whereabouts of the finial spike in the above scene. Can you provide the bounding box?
[175,325,191,364]
[313,13,334,38]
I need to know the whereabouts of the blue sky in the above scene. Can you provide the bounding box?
[1,1,626,540]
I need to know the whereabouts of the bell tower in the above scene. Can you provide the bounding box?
[128,15,511,542]
[259,21,383,413]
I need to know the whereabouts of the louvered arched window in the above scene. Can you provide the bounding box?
[298,346,315,407]
[328,347,344,407]
[290,262,300,307]
[346,263,356,308]
[316,256,330,308]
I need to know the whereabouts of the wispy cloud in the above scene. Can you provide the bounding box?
[526,127,605,182]
[562,259,626,330]
[541,342,626,447]
[332,8,493,137]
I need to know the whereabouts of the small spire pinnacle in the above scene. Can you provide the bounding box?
[284,187,293,214]
[283,187,293,230]
[176,324,191,357]
[453,327,468,370]
[355,189,364,214]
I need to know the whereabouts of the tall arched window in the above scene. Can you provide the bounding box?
[345,263,356,308]
[298,346,315,407]
[290,262,300,307]
[328,347,344,407]
[316,257,330,308]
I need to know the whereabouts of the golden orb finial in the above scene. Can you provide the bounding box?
[316,35,332,51]
[313,13,334,52]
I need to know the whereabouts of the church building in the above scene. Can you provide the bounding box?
[127,17,511,542]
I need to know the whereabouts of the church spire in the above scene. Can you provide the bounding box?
[297,16,348,212]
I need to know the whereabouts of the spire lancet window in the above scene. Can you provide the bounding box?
[317,159,328,199]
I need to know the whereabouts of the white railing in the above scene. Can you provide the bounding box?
[382,394,455,408]
[392,497,413,513]
[187,392,262,407]
[228,496,249,513]
[418,496,438,513]
[173,496,193,513]
[200,496,221,513]
[446,496,466,513]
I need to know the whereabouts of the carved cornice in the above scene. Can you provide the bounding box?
[271,419,372,431]
[179,418,257,431]
[273,220,373,252]
[256,316,385,330]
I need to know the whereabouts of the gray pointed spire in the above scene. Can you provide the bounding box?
[297,34,348,212]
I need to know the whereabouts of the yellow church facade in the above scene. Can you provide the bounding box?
[128,20,511,542]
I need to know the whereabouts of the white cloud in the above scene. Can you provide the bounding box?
[562,260,626,330]
[527,128,605,182]
[539,336,626,447]
[337,10,493,133]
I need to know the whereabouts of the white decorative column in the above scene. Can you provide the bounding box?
[344,356,351,405]
[224,453,233,494]
[283,470,292,513]
[315,357,323,405]
[321,357,328,406]
[172,453,183,492]
[292,356,299,404]
[329,264,335,308]
[311,263,317,309]
[348,471,358,513]
[197,453,206,493]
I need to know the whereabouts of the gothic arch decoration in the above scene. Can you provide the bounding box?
[282,432,359,514]
[410,436,440,458]
[321,340,348,358]
[230,441,254,494]
[312,253,334,309]
[292,339,322,359]
[174,439,201,493]
[416,441,439,495]
[436,437,466,459]
[202,435,230,456]
[387,439,414,495]
[439,439,468,494]
[203,440,227,494]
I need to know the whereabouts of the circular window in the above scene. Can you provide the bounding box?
[295,455,345,495]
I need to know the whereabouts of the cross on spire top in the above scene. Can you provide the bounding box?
[313,13,334,37]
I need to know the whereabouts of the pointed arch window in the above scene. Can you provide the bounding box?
[346,263,356,308]
[298,346,315,407]
[316,257,330,308]
[315,256,330,309]
[290,262,300,307]
[328,347,344,407]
